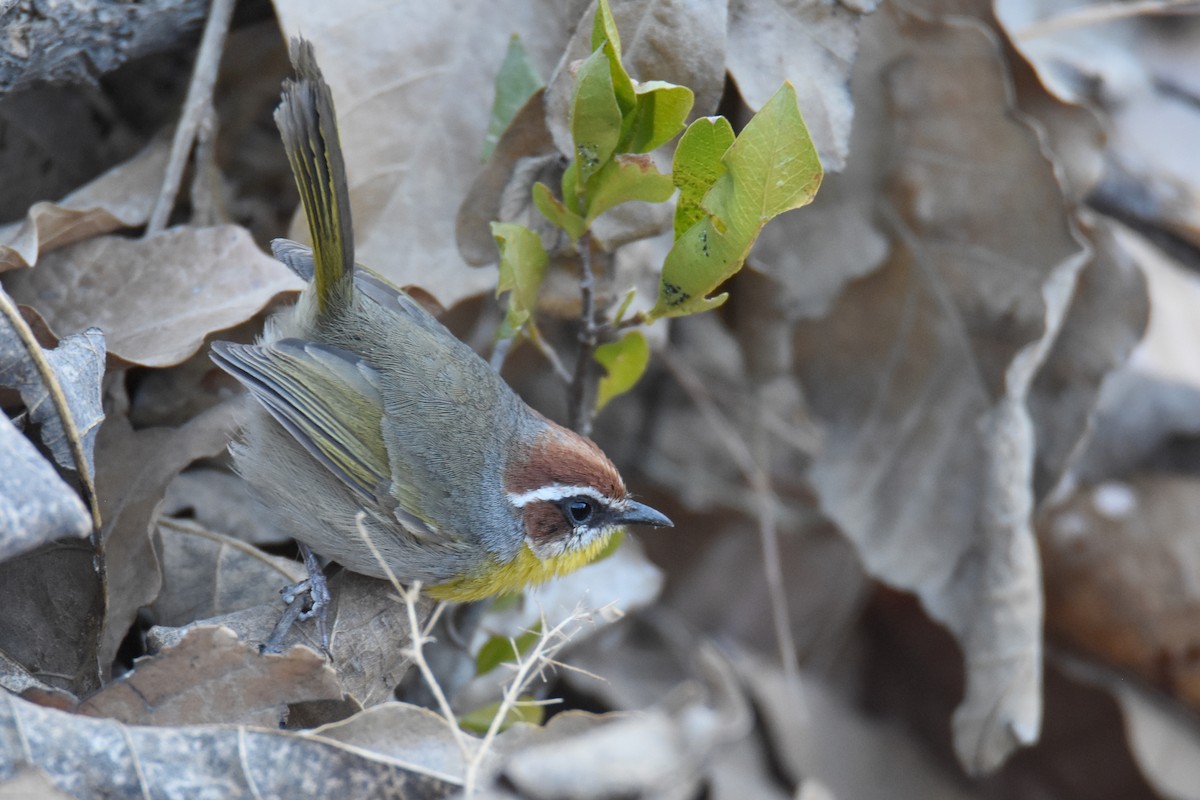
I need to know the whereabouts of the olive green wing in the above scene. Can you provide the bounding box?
[210,338,438,538]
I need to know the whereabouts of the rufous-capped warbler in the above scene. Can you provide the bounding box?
[211,39,671,645]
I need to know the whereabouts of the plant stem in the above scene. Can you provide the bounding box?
[568,233,599,436]
[145,0,235,236]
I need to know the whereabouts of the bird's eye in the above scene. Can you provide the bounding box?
[562,497,596,526]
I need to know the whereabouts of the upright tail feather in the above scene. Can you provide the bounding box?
[275,38,355,316]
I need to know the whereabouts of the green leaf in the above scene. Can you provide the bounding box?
[650,82,822,319]
[585,154,675,224]
[571,48,623,185]
[672,116,734,238]
[482,35,544,162]
[459,697,544,734]
[622,81,694,154]
[701,82,822,238]
[532,182,587,242]
[475,624,543,676]
[591,0,622,55]
[594,330,650,410]
[491,222,548,336]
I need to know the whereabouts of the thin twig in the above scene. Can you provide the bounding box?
[660,351,800,687]
[0,290,101,532]
[352,513,471,760]
[463,607,592,795]
[1017,0,1199,39]
[568,233,599,436]
[527,324,574,384]
[145,0,235,235]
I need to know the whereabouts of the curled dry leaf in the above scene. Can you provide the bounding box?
[3,225,303,368]
[1054,651,1200,800]
[272,0,582,309]
[0,138,169,274]
[503,639,749,800]
[151,518,306,627]
[725,0,880,172]
[793,6,1089,774]
[0,538,104,696]
[149,571,426,709]
[0,691,460,797]
[1040,475,1200,712]
[94,396,245,675]
[1028,218,1149,498]
[161,467,293,546]
[0,324,105,482]
[77,625,342,727]
[457,91,560,268]
[731,650,980,800]
[0,414,91,563]
[0,644,77,711]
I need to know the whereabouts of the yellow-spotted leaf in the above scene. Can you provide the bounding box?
[595,330,650,411]
[650,82,822,319]
[585,154,675,225]
[702,82,822,236]
[572,48,623,186]
[671,116,735,239]
[482,35,544,162]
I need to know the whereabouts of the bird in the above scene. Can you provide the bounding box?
[210,39,671,648]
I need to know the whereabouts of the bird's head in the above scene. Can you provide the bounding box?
[504,423,672,560]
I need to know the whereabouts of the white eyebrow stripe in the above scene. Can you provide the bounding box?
[507,485,611,508]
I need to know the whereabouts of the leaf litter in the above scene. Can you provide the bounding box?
[2,0,1200,797]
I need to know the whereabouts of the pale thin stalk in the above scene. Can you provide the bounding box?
[352,513,471,761]
[0,288,101,531]
[660,352,800,688]
[463,607,594,795]
[1018,0,1199,38]
[568,233,599,435]
[146,0,235,235]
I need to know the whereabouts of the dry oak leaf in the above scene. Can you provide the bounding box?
[76,625,340,727]
[793,5,1089,774]
[0,138,169,274]
[3,225,303,368]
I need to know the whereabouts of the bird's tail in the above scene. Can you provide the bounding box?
[275,38,355,317]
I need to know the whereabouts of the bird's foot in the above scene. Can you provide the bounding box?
[260,543,332,657]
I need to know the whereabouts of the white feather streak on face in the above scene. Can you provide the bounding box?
[506,484,613,508]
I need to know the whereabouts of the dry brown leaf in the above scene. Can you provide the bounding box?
[149,570,425,708]
[792,5,1090,774]
[732,651,981,800]
[0,765,76,800]
[161,468,294,547]
[1040,475,1200,711]
[271,0,588,308]
[94,394,245,676]
[151,518,306,627]
[1054,651,1200,800]
[0,139,169,274]
[725,0,879,172]
[1029,218,1149,498]
[0,690,460,796]
[76,625,341,727]
[3,225,302,368]
[0,648,77,711]
[0,538,103,696]
[457,91,559,268]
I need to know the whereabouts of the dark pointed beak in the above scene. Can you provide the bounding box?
[616,500,673,528]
